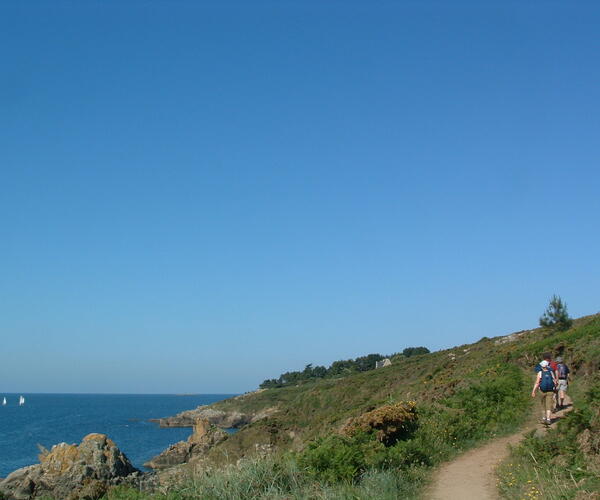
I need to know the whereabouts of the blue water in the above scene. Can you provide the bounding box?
[0,393,235,478]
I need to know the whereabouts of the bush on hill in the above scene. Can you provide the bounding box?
[401,347,430,357]
[341,401,418,446]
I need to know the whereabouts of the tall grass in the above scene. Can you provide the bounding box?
[104,457,427,500]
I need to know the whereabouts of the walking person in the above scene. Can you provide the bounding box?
[531,360,558,425]
[535,352,559,411]
[555,356,570,410]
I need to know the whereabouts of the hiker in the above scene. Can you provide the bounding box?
[535,352,559,410]
[555,356,570,410]
[531,360,558,425]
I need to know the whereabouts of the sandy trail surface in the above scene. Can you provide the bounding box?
[426,398,572,500]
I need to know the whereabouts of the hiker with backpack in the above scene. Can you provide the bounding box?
[535,352,559,411]
[531,360,558,425]
[555,356,570,410]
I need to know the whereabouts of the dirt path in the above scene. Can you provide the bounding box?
[426,399,572,500]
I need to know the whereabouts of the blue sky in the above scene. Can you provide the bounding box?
[1,1,599,393]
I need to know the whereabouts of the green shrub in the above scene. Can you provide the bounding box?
[445,364,528,440]
[384,439,432,467]
[298,435,367,483]
[341,401,418,445]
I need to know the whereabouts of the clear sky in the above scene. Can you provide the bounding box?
[1,1,599,394]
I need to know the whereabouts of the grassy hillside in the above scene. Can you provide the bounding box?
[106,313,600,499]
[203,315,597,463]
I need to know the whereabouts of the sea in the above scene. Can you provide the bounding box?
[0,393,235,478]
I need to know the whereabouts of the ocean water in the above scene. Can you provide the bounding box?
[0,393,235,478]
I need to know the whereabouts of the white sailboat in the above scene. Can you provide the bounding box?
[19,395,25,406]
[2,397,6,406]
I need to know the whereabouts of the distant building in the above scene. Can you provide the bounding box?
[375,358,392,369]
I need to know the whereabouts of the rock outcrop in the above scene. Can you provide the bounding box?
[144,418,227,470]
[0,433,145,500]
[152,406,255,428]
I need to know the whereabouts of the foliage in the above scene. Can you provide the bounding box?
[444,364,529,440]
[298,434,370,483]
[259,353,392,389]
[297,401,420,483]
[539,294,573,331]
[402,347,430,357]
[297,427,426,484]
[341,401,418,446]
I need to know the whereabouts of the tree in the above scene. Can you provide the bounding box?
[259,378,281,389]
[402,347,430,358]
[354,354,385,372]
[539,295,573,331]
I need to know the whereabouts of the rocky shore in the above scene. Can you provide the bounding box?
[144,418,228,470]
[151,404,276,429]
[0,419,229,500]
[0,400,278,499]
[0,433,155,500]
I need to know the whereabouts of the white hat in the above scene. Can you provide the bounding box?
[540,360,549,368]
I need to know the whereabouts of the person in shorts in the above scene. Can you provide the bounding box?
[555,356,570,410]
[535,352,559,410]
[531,360,558,425]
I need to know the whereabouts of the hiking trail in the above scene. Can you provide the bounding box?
[426,399,572,500]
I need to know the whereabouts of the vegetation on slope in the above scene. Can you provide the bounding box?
[203,331,533,465]
[103,313,599,499]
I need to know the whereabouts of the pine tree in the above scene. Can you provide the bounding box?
[539,295,573,331]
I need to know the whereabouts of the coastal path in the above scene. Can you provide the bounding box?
[426,398,572,500]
